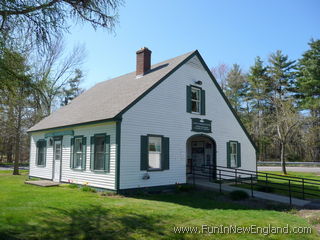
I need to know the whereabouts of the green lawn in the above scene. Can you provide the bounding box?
[0,170,319,240]
[235,171,320,200]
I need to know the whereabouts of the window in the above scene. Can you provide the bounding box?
[71,136,86,170]
[191,87,201,113]
[230,142,237,168]
[90,134,110,172]
[36,140,46,166]
[227,141,241,168]
[94,135,105,170]
[55,142,61,161]
[148,136,162,169]
[186,85,205,115]
[140,135,169,171]
[74,138,83,168]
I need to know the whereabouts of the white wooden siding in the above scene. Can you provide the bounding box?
[29,123,117,190]
[29,134,53,180]
[120,55,256,190]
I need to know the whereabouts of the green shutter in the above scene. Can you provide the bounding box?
[140,135,148,170]
[161,137,170,170]
[201,89,206,115]
[70,138,74,168]
[104,135,110,172]
[90,136,94,170]
[82,137,87,170]
[227,141,231,168]
[43,140,47,167]
[186,85,192,113]
[237,142,241,168]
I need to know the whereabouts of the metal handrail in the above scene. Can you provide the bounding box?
[188,164,320,204]
[216,165,320,184]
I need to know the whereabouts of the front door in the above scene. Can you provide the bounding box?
[191,141,205,167]
[190,139,216,179]
[53,140,62,182]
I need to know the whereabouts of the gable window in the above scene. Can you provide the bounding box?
[90,134,110,172]
[36,139,46,166]
[191,87,201,113]
[71,136,86,170]
[227,141,241,168]
[140,135,170,171]
[148,136,162,169]
[186,85,206,115]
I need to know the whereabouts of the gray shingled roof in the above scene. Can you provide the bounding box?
[28,51,196,132]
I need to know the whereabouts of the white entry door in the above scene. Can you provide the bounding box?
[53,140,62,182]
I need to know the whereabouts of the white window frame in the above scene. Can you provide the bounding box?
[148,136,162,170]
[73,137,83,169]
[230,142,237,168]
[191,87,201,114]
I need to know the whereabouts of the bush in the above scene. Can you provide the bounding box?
[68,183,79,189]
[81,186,96,193]
[256,185,274,193]
[99,191,118,197]
[229,190,249,201]
[175,184,194,192]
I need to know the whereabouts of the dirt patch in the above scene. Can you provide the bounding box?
[296,209,320,233]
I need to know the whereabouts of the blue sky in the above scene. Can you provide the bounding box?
[66,0,320,89]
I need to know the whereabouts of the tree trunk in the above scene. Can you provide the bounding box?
[13,105,22,175]
[280,142,287,174]
[6,140,13,163]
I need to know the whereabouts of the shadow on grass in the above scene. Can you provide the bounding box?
[128,190,292,212]
[0,205,184,240]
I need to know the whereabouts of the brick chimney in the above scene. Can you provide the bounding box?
[136,47,152,76]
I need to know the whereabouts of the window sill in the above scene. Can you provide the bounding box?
[91,170,110,174]
[36,164,46,168]
[71,168,85,171]
[191,112,201,115]
[147,168,163,172]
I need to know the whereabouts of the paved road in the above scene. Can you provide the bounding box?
[0,167,29,171]
[258,166,320,173]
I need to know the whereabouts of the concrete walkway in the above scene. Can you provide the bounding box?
[192,178,312,207]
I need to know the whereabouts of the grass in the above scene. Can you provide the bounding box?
[0,170,319,239]
[235,171,320,200]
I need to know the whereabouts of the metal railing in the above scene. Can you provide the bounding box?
[187,164,320,205]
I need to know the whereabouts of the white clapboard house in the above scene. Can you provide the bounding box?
[27,48,257,192]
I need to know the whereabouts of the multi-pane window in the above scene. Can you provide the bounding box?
[74,137,83,169]
[36,140,46,166]
[94,135,105,171]
[230,142,237,168]
[148,136,162,169]
[71,136,86,170]
[191,87,201,113]
[89,134,110,172]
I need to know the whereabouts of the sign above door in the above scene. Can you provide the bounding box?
[191,118,212,133]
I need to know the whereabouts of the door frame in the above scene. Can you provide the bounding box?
[52,137,63,182]
[186,134,217,178]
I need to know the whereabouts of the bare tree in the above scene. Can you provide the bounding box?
[268,99,301,174]
[31,37,86,116]
[211,64,229,92]
[0,0,123,50]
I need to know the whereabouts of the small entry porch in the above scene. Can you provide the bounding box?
[25,180,60,187]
